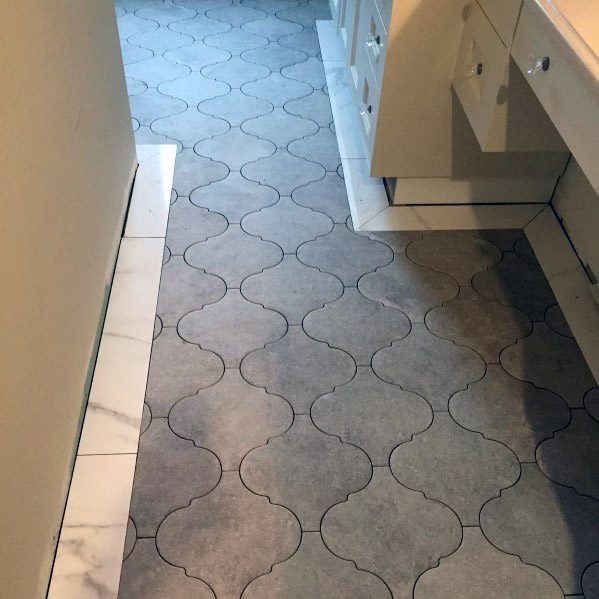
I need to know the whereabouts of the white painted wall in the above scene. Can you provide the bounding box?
[0,1,137,596]
[552,158,599,280]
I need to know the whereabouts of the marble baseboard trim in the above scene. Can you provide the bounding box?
[361,203,545,231]
[317,20,551,232]
[77,236,164,455]
[48,144,175,599]
[47,454,137,599]
[525,206,599,381]
[125,144,176,238]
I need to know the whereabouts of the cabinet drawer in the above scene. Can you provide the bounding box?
[512,0,599,192]
[453,1,509,149]
[354,0,387,91]
[355,50,381,156]
[343,0,361,88]
[477,0,522,44]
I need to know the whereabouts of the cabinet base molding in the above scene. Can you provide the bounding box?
[388,175,557,206]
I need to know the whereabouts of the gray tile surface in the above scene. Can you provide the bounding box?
[129,27,194,53]
[359,252,458,322]
[241,72,312,105]
[170,12,231,37]
[312,367,432,466]
[156,255,226,325]
[241,254,343,324]
[129,87,187,126]
[145,327,224,417]
[449,364,570,462]
[292,171,350,222]
[199,88,272,125]
[391,413,520,525]
[426,287,532,362]
[298,223,393,286]
[135,3,196,26]
[190,171,278,222]
[414,527,564,599]
[583,562,599,598]
[481,464,599,595]
[241,107,318,147]
[194,127,275,170]
[408,230,502,285]
[545,303,573,337]
[473,252,557,320]
[206,3,267,27]
[303,288,410,365]
[126,54,191,87]
[282,56,327,88]
[241,326,355,413]
[165,40,231,70]
[586,387,599,422]
[501,322,595,407]
[129,419,220,536]
[241,43,307,69]
[158,71,230,104]
[243,532,391,598]
[285,89,332,125]
[202,55,270,87]
[152,107,230,147]
[157,472,300,599]
[242,14,302,41]
[241,415,371,530]
[288,127,341,171]
[372,323,486,410]
[185,224,282,287]
[204,28,268,55]
[537,409,599,499]
[120,539,215,599]
[169,369,293,470]
[241,197,333,251]
[165,198,228,254]
[178,289,287,366]
[242,149,325,195]
[171,148,228,195]
[118,4,598,596]
[322,467,461,599]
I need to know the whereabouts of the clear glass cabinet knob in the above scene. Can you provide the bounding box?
[527,55,550,75]
[359,103,372,116]
[365,33,381,48]
[464,62,483,78]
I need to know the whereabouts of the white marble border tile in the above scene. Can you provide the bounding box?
[362,203,545,231]
[525,206,599,381]
[77,237,164,455]
[48,145,175,599]
[47,455,137,599]
[125,144,176,238]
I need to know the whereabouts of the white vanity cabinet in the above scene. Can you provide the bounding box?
[511,0,599,193]
[330,0,571,205]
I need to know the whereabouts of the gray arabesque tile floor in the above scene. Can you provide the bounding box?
[115,0,599,597]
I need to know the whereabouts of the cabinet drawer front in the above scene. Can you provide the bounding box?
[453,1,509,149]
[354,49,381,157]
[354,0,387,91]
[477,0,522,44]
[512,0,599,192]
